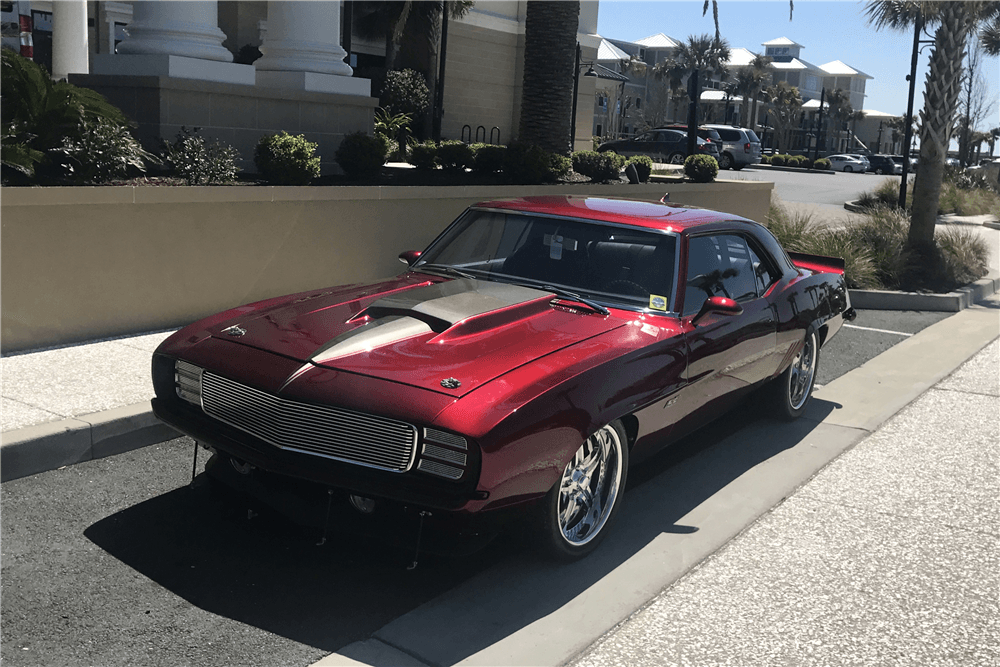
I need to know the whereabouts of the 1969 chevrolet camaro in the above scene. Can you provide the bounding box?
[151,195,856,559]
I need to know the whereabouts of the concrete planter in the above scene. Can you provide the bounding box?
[1,180,771,353]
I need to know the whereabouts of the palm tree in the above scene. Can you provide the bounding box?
[865,1,1000,266]
[673,34,730,143]
[746,53,773,132]
[989,127,1000,157]
[703,0,795,41]
[518,0,580,154]
[764,80,802,153]
[823,88,852,152]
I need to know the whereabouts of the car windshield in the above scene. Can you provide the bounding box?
[414,209,678,312]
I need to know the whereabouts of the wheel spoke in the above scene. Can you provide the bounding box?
[556,424,623,547]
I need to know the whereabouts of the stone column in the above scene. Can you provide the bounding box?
[52,0,89,79]
[117,0,232,62]
[255,1,351,76]
[90,0,254,85]
[255,1,369,95]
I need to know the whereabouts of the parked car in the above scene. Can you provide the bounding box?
[598,129,719,164]
[827,154,868,172]
[867,154,902,175]
[663,124,724,150]
[890,154,918,173]
[151,196,855,560]
[703,124,764,170]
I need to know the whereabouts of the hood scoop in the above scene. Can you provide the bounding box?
[310,278,552,365]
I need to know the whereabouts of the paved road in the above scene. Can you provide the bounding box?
[0,308,951,667]
[739,167,897,207]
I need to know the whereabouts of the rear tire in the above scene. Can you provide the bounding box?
[535,420,629,560]
[718,153,733,170]
[768,330,819,421]
[668,152,685,165]
[844,165,853,172]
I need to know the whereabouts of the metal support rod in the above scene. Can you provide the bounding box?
[407,510,431,571]
[190,441,198,487]
[316,489,335,546]
[813,87,825,163]
[900,11,923,208]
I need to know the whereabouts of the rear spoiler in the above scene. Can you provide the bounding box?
[788,251,846,275]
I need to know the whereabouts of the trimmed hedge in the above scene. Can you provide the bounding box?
[334,131,387,180]
[571,150,626,182]
[471,143,506,173]
[254,131,321,185]
[626,155,653,182]
[813,157,831,170]
[408,140,438,170]
[436,140,474,170]
[684,153,718,183]
[503,141,569,184]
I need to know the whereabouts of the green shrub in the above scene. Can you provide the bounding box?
[334,131,387,180]
[626,155,654,182]
[592,135,603,151]
[936,225,990,288]
[471,143,506,173]
[684,153,718,182]
[760,154,771,164]
[572,150,626,182]
[769,154,786,166]
[409,140,439,170]
[254,131,321,184]
[437,140,475,170]
[1,49,138,183]
[380,69,430,117]
[813,157,831,170]
[373,108,412,161]
[787,155,808,167]
[503,141,568,184]
[843,205,911,289]
[56,116,152,184]
[765,198,816,250]
[163,126,239,185]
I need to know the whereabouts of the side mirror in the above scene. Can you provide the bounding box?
[398,250,422,266]
[692,296,743,324]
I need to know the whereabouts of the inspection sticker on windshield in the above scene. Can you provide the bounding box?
[649,294,668,311]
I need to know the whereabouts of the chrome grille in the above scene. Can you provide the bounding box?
[424,427,468,450]
[417,459,464,480]
[200,372,417,472]
[422,443,468,466]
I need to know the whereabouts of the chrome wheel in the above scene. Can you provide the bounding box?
[557,423,624,546]
[787,332,817,410]
[668,152,685,164]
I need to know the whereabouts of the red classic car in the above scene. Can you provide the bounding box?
[151,195,855,560]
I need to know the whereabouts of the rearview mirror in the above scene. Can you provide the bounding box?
[398,250,422,266]
[692,296,743,324]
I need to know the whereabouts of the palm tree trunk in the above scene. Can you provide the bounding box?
[909,2,974,255]
[518,0,580,154]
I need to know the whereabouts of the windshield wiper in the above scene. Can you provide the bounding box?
[542,284,610,316]
[417,264,476,280]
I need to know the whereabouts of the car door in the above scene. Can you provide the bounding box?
[673,233,778,424]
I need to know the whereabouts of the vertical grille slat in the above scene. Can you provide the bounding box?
[199,371,417,473]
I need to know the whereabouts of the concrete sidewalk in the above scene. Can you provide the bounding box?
[572,330,999,667]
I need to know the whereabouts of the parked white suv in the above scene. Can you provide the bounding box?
[703,125,763,170]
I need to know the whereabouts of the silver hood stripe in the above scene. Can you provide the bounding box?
[309,279,550,365]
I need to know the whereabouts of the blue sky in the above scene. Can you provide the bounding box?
[596,0,1000,130]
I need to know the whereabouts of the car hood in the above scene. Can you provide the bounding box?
[206,277,628,397]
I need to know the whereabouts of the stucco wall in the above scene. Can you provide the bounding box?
[1,180,771,353]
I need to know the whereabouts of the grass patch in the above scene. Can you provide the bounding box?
[765,195,989,293]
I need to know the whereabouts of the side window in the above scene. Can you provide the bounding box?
[683,234,757,316]
[747,239,779,294]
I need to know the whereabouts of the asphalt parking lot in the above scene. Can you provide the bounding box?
[0,305,960,667]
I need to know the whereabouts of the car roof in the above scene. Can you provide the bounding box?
[471,195,753,232]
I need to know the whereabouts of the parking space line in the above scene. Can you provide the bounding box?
[843,324,913,337]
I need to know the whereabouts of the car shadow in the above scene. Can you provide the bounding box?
[85,397,837,660]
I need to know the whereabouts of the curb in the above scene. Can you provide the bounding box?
[0,402,180,482]
[746,163,837,175]
[849,275,1000,312]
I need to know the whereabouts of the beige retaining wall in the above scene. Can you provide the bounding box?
[0,179,771,353]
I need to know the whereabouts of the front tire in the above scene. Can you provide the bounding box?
[536,420,629,560]
[769,330,819,421]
